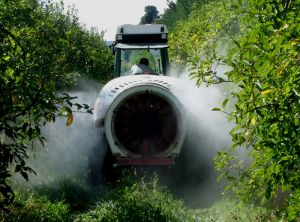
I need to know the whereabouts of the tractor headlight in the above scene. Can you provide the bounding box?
[161,33,167,39]
[116,34,123,41]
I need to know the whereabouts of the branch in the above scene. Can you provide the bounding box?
[246,102,279,114]
[10,79,45,120]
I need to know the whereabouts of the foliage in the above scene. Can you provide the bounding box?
[0,193,70,222]
[59,25,113,84]
[75,172,197,222]
[140,5,159,24]
[1,173,287,221]
[214,1,300,220]
[196,198,282,222]
[286,189,300,221]
[159,0,213,31]
[168,0,300,220]
[168,0,236,72]
[33,178,99,212]
[0,0,112,207]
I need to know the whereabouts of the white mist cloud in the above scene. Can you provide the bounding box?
[16,73,238,208]
[167,70,234,207]
[171,71,233,151]
[20,79,105,186]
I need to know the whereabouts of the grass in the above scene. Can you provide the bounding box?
[0,194,70,222]
[0,171,287,222]
[75,172,196,222]
[194,199,284,222]
[33,177,101,212]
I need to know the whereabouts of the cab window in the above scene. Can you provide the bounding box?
[120,49,163,76]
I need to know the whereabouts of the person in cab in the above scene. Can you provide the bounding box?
[131,58,155,75]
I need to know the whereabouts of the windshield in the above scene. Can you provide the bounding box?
[120,49,163,76]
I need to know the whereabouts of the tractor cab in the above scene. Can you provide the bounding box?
[112,24,169,78]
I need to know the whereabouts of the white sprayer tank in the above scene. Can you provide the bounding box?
[94,75,186,163]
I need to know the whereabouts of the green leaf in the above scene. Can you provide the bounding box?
[222,99,229,109]
[261,89,275,96]
[3,55,10,61]
[211,107,221,111]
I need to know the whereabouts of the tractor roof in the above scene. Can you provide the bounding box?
[115,24,168,44]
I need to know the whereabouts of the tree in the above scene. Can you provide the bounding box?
[213,1,300,220]
[0,0,112,207]
[168,0,236,71]
[159,0,212,31]
[168,0,299,219]
[140,5,159,24]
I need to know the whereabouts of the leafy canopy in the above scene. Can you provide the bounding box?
[0,0,112,207]
[167,0,300,220]
[140,5,159,24]
[159,0,214,31]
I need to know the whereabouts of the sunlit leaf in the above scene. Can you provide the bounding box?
[211,107,221,111]
[66,112,73,126]
[222,99,229,108]
[250,117,256,126]
[261,89,275,96]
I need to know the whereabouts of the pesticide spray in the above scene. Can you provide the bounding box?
[15,79,105,187]
[16,73,235,208]
[166,71,234,207]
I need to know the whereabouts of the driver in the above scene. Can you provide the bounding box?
[131,58,155,75]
